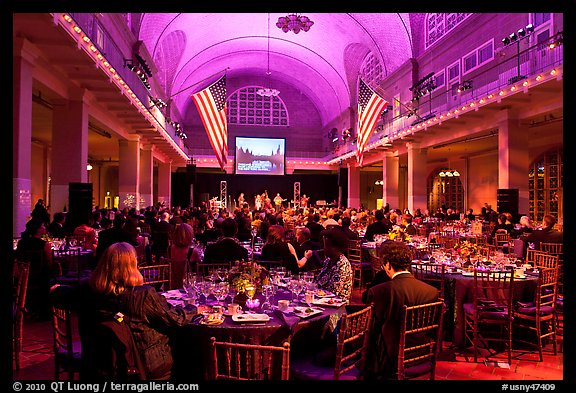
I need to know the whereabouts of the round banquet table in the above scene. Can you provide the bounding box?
[167,288,345,380]
[413,266,539,347]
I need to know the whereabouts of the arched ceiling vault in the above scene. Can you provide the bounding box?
[139,13,415,127]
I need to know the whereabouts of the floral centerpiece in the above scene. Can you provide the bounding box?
[453,240,479,259]
[388,225,411,242]
[228,261,269,293]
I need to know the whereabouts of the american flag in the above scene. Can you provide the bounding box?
[192,75,228,170]
[356,79,388,166]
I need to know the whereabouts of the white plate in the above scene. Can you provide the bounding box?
[514,275,526,279]
[315,290,335,298]
[293,307,323,319]
[200,315,225,325]
[232,313,271,323]
[223,310,244,317]
[461,271,475,276]
[313,298,346,307]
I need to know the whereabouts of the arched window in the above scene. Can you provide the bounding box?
[360,52,383,89]
[427,168,464,214]
[227,86,289,127]
[425,13,472,49]
[529,148,563,223]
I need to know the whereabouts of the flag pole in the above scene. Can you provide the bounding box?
[168,67,230,99]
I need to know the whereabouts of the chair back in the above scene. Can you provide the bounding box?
[347,240,362,264]
[209,337,290,380]
[257,260,283,270]
[334,304,373,380]
[398,301,444,380]
[540,242,562,256]
[472,270,514,315]
[53,248,83,282]
[139,223,151,236]
[159,258,187,290]
[534,253,559,269]
[196,262,232,277]
[138,264,171,290]
[536,267,558,312]
[52,306,74,361]
[495,233,510,248]
[13,261,30,317]
[525,249,541,266]
[410,263,445,299]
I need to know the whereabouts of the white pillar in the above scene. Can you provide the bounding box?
[157,161,172,209]
[139,145,154,208]
[382,152,399,210]
[347,163,361,209]
[13,43,36,236]
[407,142,428,213]
[119,138,140,209]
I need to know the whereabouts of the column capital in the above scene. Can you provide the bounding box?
[120,135,141,144]
[140,143,155,152]
[13,37,40,64]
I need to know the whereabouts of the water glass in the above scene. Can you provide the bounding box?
[261,284,274,312]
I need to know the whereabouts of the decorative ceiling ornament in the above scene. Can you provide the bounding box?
[276,14,314,34]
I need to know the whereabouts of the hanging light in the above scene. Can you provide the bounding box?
[452,170,460,177]
[446,171,454,177]
[439,171,446,177]
[257,14,280,97]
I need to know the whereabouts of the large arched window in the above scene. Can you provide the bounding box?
[427,168,464,213]
[425,13,472,49]
[227,86,289,126]
[360,52,383,89]
[529,148,563,222]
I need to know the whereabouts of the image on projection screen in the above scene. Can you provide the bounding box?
[235,137,285,175]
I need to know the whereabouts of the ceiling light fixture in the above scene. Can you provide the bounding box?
[258,14,280,97]
[276,14,314,34]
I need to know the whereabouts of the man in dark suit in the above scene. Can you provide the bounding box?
[292,227,322,271]
[151,212,174,258]
[94,214,133,266]
[522,214,563,251]
[335,217,359,240]
[400,214,418,236]
[305,213,325,243]
[47,212,67,239]
[203,218,249,263]
[364,209,392,241]
[364,241,438,380]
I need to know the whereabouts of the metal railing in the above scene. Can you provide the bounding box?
[328,36,563,160]
[68,13,188,155]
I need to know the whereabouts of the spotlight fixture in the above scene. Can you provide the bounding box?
[328,127,339,143]
[548,32,563,49]
[276,14,314,34]
[124,59,151,90]
[134,53,152,77]
[457,80,473,93]
[502,23,534,47]
[502,36,510,45]
[382,104,393,115]
[150,96,167,109]
[525,24,534,34]
[342,128,351,141]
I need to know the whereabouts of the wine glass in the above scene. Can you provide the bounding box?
[217,268,228,283]
[261,284,274,313]
[201,281,214,306]
[276,267,286,284]
[214,282,229,307]
[288,279,302,305]
[183,273,198,305]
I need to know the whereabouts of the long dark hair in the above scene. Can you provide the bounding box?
[21,218,44,239]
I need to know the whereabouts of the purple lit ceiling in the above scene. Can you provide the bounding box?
[138,13,416,126]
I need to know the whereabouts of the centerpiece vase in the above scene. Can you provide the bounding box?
[233,291,248,308]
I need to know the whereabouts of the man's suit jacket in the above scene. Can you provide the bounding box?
[364,273,438,379]
[524,227,563,251]
[364,220,392,241]
[203,238,248,263]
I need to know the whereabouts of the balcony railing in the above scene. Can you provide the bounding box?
[329,36,563,160]
[68,13,187,154]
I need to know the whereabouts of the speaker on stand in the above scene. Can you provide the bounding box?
[187,164,197,207]
[67,182,93,233]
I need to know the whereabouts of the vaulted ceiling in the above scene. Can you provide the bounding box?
[137,13,418,126]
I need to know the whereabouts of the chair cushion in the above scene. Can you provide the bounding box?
[515,305,554,316]
[463,303,509,320]
[556,297,563,311]
[291,355,359,380]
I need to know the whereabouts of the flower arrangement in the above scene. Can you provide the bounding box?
[388,225,411,242]
[453,240,479,258]
[228,261,269,292]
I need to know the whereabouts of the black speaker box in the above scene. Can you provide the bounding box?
[497,188,519,214]
[338,167,347,187]
[67,182,93,231]
[187,164,197,184]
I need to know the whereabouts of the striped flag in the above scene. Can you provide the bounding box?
[356,79,388,166]
[192,75,228,170]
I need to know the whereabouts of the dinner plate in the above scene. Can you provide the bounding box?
[314,290,335,298]
[313,297,346,307]
[292,307,323,319]
[232,313,271,323]
[461,271,475,276]
[200,315,225,325]
[514,275,526,279]
[223,310,244,317]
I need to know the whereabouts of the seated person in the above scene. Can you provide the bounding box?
[47,212,67,239]
[202,218,249,263]
[522,214,563,251]
[364,209,392,241]
[363,241,438,380]
[490,213,515,241]
[72,212,98,252]
[261,225,310,273]
[50,242,197,379]
[335,217,359,240]
[292,227,322,271]
[314,229,353,301]
[401,214,418,236]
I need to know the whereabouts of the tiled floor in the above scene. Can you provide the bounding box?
[13,288,564,381]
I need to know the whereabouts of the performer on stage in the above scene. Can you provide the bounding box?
[273,193,286,213]
[255,193,263,211]
[237,193,246,208]
[264,191,272,211]
[301,194,310,208]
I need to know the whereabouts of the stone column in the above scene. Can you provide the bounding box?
[118,138,141,210]
[157,161,172,209]
[382,152,399,210]
[498,114,529,214]
[51,89,90,214]
[13,41,37,237]
[347,162,361,209]
[407,142,428,213]
[139,145,154,209]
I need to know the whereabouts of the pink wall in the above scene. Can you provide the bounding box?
[466,152,498,214]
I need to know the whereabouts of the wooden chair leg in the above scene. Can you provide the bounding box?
[536,322,543,362]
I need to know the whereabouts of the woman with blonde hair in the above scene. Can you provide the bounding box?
[168,223,195,288]
[51,242,196,379]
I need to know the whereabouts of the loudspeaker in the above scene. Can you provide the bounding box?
[338,168,347,187]
[68,182,93,231]
[497,188,519,214]
[186,164,197,184]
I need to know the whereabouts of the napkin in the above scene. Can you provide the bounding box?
[274,309,300,333]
